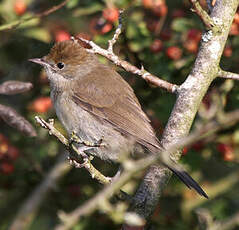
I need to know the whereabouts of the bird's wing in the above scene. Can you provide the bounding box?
[72,64,160,149]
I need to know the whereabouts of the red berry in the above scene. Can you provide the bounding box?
[0,143,8,155]
[150,39,163,53]
[142,0,154,8]
[172,9,186,18]
[234,13,239,25]
[153,3,168,17]
[217,143,229,153]
[199,0,207,8]
[223,45,232,57]
[217,143,235,162]
[142,0,164,9]
[160,29,172,41]
[101,22,113,34]
[166,46,182,60]
[182,147,188,156]
[192,142,204,151]
[223,151,235,161]
[0,134,8,144]
[184,40,198,53]
[14,0,27,16]
[30,97,52,113]
[230,22,239,35]
[0,135,9,159]
[7,146,19,161]
[55,30,71,42]
[103,7,119,23]
[146,18,159,32]
[1,162,14,174]
[187,29,201,42]
[90,17,113,35]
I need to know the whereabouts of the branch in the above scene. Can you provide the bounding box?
[196,208,214,230]
[54,108,239,230]
[196,208,239,230]
[189,0,216,30]
[0,0,70,31]
[0,81,33,95]
[9,153,70,230]
[34,0,70,17]
[0,104,36,136]
[216,212,239,230]
[73,12,178,93]
[35,116,112,185]
[218,69,239,80]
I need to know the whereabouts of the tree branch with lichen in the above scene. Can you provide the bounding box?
[189,0,216,30]
[128,0,239,226]
[218,68,239,80]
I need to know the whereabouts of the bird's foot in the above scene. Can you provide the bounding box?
[68,155,92,168]
[69,131,105,148]
[68,132,106,164]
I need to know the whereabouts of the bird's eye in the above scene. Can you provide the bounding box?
[56,62,65,69]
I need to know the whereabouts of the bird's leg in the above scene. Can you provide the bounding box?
[70,131,105,149]
[67,155,92,168]
[68,132,106,166]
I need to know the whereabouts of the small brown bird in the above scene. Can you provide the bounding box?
[30,40,208,198]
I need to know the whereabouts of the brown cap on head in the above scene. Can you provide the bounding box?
[45,40,90,66]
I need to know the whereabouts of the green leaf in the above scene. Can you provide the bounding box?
[171,18,194,32]
[23,28,51,43]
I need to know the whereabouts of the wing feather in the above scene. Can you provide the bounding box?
[72,64,160,149]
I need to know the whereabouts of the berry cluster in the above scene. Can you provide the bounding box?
[0,134,19,174]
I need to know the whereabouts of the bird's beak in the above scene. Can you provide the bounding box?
[28,58,47,66]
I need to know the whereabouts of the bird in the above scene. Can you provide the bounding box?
[29,40,208,198]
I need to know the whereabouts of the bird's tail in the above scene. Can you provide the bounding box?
[167,165,208,199]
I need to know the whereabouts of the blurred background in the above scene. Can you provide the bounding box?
[1,0,239,229]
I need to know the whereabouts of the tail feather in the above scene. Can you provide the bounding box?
[168,166,208,199]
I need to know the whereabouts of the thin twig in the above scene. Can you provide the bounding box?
[218,69,239,80]
[0,0,70,31]
[35,116,68,146]
[196,209,239,230]
[189,0,215,30]
[73,11,178,93]
[76,37,177,93]
[108,10,123,53]
[35,116,112,185]
[9,153,70,230]
[35,0,70,17]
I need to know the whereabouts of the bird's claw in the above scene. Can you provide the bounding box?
[68,155,90,168]
[69,132,105,148]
